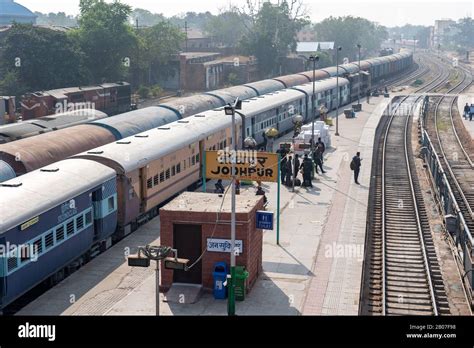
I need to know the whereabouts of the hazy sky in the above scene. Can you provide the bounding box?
[17,0,473,27]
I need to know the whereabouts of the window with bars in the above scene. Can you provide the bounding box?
[45,232,54,249]
[160,172,165,182]
[195,154,199,163]
[154,175,159,186]
[66,220,74,237]
[165,169,170,180]
[56,225,65,241]
[77,215,84,230]
[171,166,175,176]
[191,156,195,166]
[33,238,43,255]
[147,178,153,189]
[176,163,181,174]
[20,245,30,263]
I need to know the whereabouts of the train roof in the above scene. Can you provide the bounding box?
[159,94,224,118]
[291,77,350,94]
[0,109,107,143]
[272,74,310,88]
[0,159,116,234]
[204,85,258,104]
[237,89,305,117]
[297,70,331,81]
[339,63,360,74]
[75,111,235,173]
[90,107,179,140]
[244,80,285,95]
[0,124,115,176]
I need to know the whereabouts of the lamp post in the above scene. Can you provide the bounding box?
[357,44,361,106]
[224,98,242,316]
[335,46,342,137]
[309,55,320,152]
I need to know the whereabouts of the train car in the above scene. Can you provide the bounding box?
[75,112,236,236]
[204,85,258,104]
[273,74,311,88]
[89,107,179,140]
[0,97,16,124]
[0,109,107,144]
[0,125,116,182]
[21,82,131,120]
[297,70,331,83]
[0,159,117,310]
[244,80,286,95]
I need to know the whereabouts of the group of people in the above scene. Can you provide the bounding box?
[279,137,327,188]
[463,103,474,121]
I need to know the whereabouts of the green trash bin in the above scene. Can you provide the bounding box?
[234,266,249,301]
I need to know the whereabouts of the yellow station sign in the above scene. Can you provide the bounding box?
[205,150,279,182]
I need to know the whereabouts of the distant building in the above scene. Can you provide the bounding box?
[432,19,456,48]
[0,0,37,26]
[296,41,335,58]
[297,28,316,42]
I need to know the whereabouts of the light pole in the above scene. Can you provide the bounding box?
[413,36,416,54]
[309,55,320,152]
[357,44,361,107]
[224,98,242,316]
[335,46,342,137]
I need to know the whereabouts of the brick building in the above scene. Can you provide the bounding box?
[159,191,265,292]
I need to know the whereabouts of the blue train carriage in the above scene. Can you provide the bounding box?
[0,159,118,310]
[74,110,237,237]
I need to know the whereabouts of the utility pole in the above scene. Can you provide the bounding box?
[357,44,361,106]
[310,55,319,151]
[224,99,242,316]
[136,18,140,87]
[184,21,188,52]
[413,36,416,54]
[335,46,342,137]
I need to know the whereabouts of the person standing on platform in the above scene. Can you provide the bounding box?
[464,103,470,119]
[262,131,268,151]
[351,152,362,185]
[293,154,300,183]
[300,154,314,187]
[315,137,326,164]
[314,150,325,174]
[280,156,288,185]
[470,104,474,121]
[366,89,371,104]
[285,156,293,186]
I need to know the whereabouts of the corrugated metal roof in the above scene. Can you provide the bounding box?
[204,85,258,104]
[244,80,285,95]
[0,159,116,234]
[160,94,223,117]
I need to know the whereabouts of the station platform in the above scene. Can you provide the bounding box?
[18,96,392,316]
[457,90,474,139]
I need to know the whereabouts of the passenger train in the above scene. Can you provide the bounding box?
[0,50,413,182]
[0,51,413,310]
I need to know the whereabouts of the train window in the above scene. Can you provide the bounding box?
[176,163,181,174]
[85,211,92,225]
[196,154,199,163]
[56,225,65,241]
[20,245,30,263]
[183,160,186,170]
[66,221,74,237]
[76,215,84,230]
[45,232,54,249]
[33,238,43,255]
[147,178,153,189]
[166,169,170,180]
[224,139,227,148]
[171,166,176,176]
[108,197,115,212]
[191,156,195,166]
[154,175,159,186]
[7,256,17,272]
[160,171,165,182]
[246,128,250,137]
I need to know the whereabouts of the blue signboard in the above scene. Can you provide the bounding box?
[256,210,274,230]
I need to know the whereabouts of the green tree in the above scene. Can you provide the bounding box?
[204,8,250,47]
[240,1,309,77]
[131,8,166,27]
[169,11,215,30]
[0,24,86,96]
[73,0,136,83]
[454,17,474,50]
[34,12,78,27]
[138,21,185,83]
[314,16,388,61]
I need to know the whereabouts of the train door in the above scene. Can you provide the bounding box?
[251,117,256,139]
[138,167,148,214]
[275,108,279,132]
[199,140,205,181]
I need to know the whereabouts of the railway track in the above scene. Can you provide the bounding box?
[361,54,460,316]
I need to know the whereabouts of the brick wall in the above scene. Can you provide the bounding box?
[160,195,264,293]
